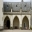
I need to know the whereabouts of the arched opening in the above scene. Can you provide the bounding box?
[22,16,29,29]
[13,16,19,29]
[4,16,10,29]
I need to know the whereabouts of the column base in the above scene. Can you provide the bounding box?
[0,26,3,31]
[10,27,13,30]
[19,27,22,29]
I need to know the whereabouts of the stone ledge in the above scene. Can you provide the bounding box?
[3,12,31,15]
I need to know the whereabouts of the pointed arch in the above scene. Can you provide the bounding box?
[22,16,29,29]
[13,16,19,29]
[4,16,10,21]
[4,16,10,29]
[22,16,29,22]
[13,16,19,20]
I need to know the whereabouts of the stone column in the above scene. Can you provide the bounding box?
[10,15,13,29]
[19,16,22,29]
[0,0,3,29]
[19,20,22,29]
[28,15,30,29]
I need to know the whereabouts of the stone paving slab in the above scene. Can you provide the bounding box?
[0,30,32,32]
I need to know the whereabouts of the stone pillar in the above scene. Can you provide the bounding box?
[10,15,13,29]
[19,20,22,29]
[0,0,3,29]
[29,18,30,29]
[19,16,22,29]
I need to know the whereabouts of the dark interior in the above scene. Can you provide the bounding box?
[24,23,25,28]
[6,20,10,29]
[14,26,18,29]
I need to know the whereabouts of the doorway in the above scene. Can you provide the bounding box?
[22,16,29,29]
[4,16,10,29]
[13,16,19,29]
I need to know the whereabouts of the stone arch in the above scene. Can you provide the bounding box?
[13,16,19,29]
[22,16,29,29]
[4,16,10,29]
[13,15,20,21]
